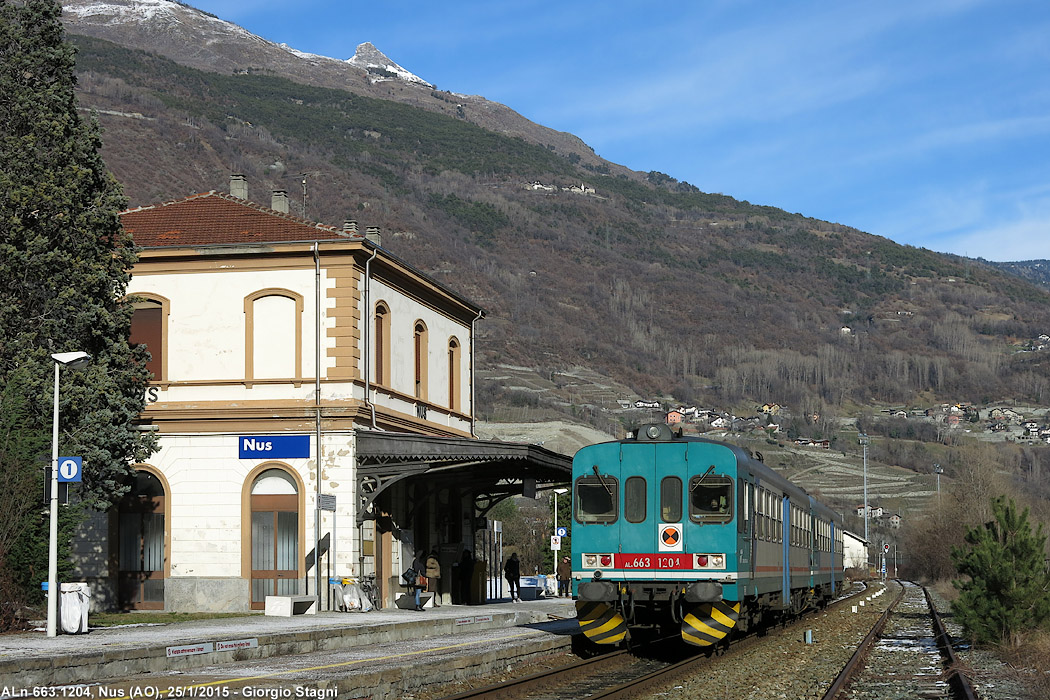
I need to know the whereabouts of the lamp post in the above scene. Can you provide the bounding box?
[553,488,569,536]
[858,433,869,545]
[934,464,943,503]
[47,351,91,638]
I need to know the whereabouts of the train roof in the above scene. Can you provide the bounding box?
[576,424,844,525]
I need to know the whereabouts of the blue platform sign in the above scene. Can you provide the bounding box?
[57,457,82,482]
[239,435,310,459]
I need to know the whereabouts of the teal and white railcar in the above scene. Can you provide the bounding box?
[572,423,844,647]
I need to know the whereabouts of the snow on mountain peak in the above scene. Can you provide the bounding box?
[347,42,432,87]
[63,2,431,87]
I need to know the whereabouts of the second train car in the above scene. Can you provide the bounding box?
[572,423,844,648]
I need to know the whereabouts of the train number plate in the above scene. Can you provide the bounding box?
[615,553,692,569]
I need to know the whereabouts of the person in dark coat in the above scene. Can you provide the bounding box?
[411,549,426,611]
[557,556,572,597]
[504,552,521,602]
[458,548,474,604]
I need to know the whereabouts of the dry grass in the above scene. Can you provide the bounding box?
[997,630,1050,698]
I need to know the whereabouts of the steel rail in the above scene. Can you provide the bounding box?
[436,647,633,700]
[820,580,907,700]
[924,585,980,700]
[436,582,871,700]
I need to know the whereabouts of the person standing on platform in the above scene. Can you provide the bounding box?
[505,552,521,602]
[557,556,572,597]
[425,549,441,607]
[411,549,426,611]
[458,548,474,605]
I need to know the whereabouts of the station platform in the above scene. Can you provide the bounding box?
[0,597,578,690]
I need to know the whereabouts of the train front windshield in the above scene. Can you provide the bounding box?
[575,475,619,523]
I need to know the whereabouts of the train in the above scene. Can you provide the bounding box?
[571,423,844,648]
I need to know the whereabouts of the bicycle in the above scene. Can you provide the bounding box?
[358,573,380,611]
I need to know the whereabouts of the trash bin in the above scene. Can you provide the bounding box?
[59,582,90,634]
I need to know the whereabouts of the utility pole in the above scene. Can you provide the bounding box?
[859,433,870,544]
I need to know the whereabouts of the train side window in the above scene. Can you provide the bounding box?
[689,475,732,523]
[625,476,646,523]
[660,477,682,523]
[575,475,619,524]
[757,488,766,540]
[737,478,749,534]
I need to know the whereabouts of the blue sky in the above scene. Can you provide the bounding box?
[188,0,1050,261]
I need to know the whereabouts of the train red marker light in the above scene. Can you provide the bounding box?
[697,555,709,567]
[600,554,613,567]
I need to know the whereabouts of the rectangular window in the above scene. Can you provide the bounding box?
[625,476,646,523]
[130,305,162,380]
[660,476,682,523]
[575,475,619,524]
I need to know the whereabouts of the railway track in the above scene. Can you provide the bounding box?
[822,580,978,700]
[433,584,875,700]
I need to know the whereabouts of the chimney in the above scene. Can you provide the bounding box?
[230,174,247,200]
[342,220,359,236]
[271,189,289,214]
[365,226,382,246]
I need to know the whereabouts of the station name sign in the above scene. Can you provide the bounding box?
[239,435,311,459]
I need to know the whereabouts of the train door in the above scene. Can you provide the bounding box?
[737,477,753,590]
[781,495,791,606]
[621,441,688,556]
[829,520,838,593]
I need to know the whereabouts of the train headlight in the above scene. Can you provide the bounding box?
[646,425,662,439]
[694,553,727,569]
[584,554,598,568]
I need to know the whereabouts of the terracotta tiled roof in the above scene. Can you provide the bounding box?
[121,191,356,248]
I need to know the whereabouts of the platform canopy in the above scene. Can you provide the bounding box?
[354,430,572,524]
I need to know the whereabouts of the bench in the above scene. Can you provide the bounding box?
[264,595,317,616]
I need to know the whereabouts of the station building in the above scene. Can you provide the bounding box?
[72,179,571,612]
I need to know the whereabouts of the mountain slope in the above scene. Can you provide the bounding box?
[61,0,606,170]
[58,6,1050,426]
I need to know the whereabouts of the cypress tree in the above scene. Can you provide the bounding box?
[951,496,1050,646]
[0,0,157,604]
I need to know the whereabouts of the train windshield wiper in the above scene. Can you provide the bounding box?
[592,465,612,495]
[690,465,716,491]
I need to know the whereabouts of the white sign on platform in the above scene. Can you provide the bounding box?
[166,643,214,658]
[216,638,258,652]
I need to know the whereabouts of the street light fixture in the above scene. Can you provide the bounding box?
[858,433,869,544]
[47,351,91,638]
[934,464,943,503]
[553,488,569,537]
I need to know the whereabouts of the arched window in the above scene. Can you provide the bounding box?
[447,337,461,412]
[413,320,428,400]
[244,289,303,383]
[129,294,169,382]
[374,302,390,386]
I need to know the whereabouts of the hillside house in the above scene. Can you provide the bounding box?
[71,179,569,613]
[990,407,1023,422]
[855,504,884,519]
[666,410,684,424]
